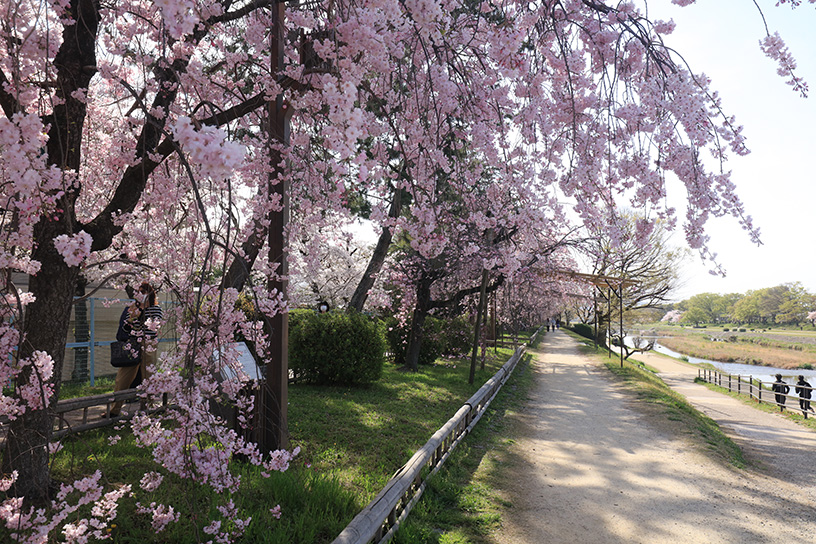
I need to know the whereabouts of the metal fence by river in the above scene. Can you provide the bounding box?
[696,367,815,416]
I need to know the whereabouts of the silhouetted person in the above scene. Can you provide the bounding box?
[795,375,813,418]
[772,374,789,412]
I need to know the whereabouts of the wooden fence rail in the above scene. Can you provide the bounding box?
[696,368,814,416]
[332,328,541,544]
[51,388,146,438]
[0,388,166,443]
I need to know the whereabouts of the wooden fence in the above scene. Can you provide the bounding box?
[0,388,166,444]
[332,328,540,544]
[696,368,814,415]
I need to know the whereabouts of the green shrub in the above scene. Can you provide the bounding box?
[289,309,386,385]
[385,315,473,366]
[570,323,594,340]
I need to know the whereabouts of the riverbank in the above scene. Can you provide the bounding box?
[650,325,816,370]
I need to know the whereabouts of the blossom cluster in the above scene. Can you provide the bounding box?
[0,0,809,540]
[53,231,93,268]
[171,117,246,181]
[0,471,131,544]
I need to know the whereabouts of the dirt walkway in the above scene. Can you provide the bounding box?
[487,330,816,544]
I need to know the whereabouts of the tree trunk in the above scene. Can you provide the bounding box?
[2,229,79,503]
[469,269,489,384]
[404,275,432,372]
[347,189,402,312]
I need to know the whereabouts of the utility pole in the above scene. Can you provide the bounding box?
[258,0,292,453]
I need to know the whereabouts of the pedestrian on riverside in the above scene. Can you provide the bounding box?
[772,374,790,412]
[105,282,163,418]
[795,375,813,418]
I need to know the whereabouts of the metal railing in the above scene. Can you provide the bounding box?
[65,296,176,385]
[332,327,541,544]
[697,368,814,416]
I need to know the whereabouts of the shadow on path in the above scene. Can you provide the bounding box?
[488,330,816,544]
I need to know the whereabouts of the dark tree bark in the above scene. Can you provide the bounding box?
[347,188,402,312]
[2,232,80,502]
[403,273,433,372]
[468,269,489,384]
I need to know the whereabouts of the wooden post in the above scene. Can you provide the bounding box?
[491,292,497,355]
[259,0,291,453]
[618,284,624,368]
[593,291,598,351]
[607,287,611,358]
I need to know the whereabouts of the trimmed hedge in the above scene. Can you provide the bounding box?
[570,322,594,341]
[289,309,386,385]
[386,315,473,366]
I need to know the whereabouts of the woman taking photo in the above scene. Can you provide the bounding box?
[105,281,163,418]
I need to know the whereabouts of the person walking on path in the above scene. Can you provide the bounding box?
[772,373,790,412]
[795,375,813,418]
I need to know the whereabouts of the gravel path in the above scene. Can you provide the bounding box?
[487,330,816,543]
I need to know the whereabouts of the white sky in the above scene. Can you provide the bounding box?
[643,1,816,301]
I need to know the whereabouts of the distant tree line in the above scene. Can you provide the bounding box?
[664,283,816,326]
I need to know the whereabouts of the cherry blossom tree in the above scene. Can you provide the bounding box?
[0,0,810,540]
[661,309,684,323]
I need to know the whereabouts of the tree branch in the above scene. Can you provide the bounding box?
[0,69,18,118]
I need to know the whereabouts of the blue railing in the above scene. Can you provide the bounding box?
[65,297,176,386]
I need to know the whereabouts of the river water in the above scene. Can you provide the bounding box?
[652,342,816,387]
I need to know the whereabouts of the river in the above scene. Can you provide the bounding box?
[651,342,816,386]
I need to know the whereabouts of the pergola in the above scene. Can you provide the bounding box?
[556,270,640,367]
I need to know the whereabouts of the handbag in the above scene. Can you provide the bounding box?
[110,338,141,367]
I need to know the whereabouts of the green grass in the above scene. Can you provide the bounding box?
[392,352,536,543]
[58,376,117,399]
[46,429,358,544]
[287,348,519,498]
[4,342,527,544]
[568,331,747,469]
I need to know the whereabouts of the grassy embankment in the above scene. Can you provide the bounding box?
[19,338,531,544]
[652,325,816,369]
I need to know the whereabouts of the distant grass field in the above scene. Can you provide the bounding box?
[649,325,816,369]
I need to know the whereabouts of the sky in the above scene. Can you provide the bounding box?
[642,1,816,301]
